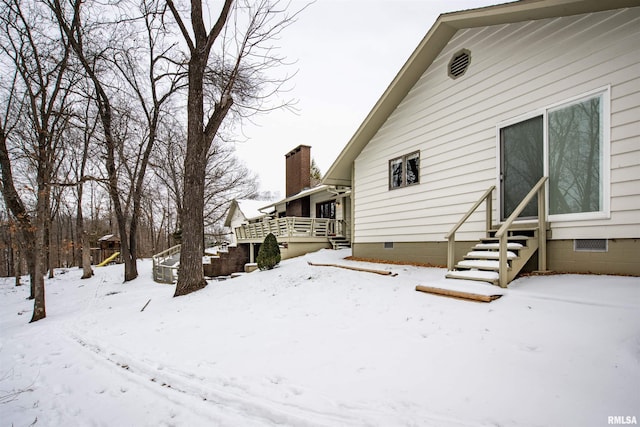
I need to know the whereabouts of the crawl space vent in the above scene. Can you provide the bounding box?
[574,239,608,252]
[449,49,471,79]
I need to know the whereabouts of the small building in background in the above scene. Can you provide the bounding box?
[91,234,121,265]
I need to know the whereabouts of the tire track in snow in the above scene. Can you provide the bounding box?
[66,332,374,426]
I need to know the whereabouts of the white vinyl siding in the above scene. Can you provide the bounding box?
[353,7,640,243]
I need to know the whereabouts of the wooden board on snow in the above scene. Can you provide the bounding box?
[415,285,503,303]
[307,262,398,276]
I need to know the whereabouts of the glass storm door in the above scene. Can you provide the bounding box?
[500,115,544,220]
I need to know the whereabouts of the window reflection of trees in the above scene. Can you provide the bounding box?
[406,154,419,185]
[549,97,601,215]
[391,158,403,188]
[501,116,544,218]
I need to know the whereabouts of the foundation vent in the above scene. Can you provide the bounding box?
[384,242,394,249]
[574,239,608,252]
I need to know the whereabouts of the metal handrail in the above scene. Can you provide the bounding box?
[495,176,548,287]
[445,186,495,270]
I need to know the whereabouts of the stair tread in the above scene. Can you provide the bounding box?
[466,251,517,260]
[489,226,539,231]
[457,260,501,270]
[474,242,523,250]
[481,235,533,242]
[446,270,499,284]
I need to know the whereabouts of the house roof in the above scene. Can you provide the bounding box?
[322,0,640,186]
[262,185,331,211]
[224,199,273,227]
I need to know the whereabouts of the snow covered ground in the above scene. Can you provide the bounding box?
[1,249,638,427]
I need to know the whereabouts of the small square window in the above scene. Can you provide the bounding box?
[389,151,420,190]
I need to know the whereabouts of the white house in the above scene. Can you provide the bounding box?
[224,199,272,246]
[323,0,640,284]
[231,145,352,262]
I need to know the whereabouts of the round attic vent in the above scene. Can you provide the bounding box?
[448,49,471,79]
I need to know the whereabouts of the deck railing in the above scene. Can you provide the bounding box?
[152,244,181,284]
[235,217,344,241]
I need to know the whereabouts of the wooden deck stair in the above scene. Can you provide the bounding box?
[329,235,351,250]
[445,177,549,288]
[446,227,539,285]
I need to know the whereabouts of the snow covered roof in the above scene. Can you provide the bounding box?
[261,185,331,210]
[224,198,274,227]
[237,199,271,221]
[98,234,119,242]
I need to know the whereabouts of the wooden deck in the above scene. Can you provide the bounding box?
[235,217,345,243]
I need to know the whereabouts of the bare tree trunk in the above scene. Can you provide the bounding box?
[0,121,36,295]
[77,181,93,278]
[177,129,208,294]
[13,245,21,287]
[31,190,47,323]
[168,0,234,297]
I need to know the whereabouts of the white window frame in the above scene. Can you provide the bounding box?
[496,86,611,222]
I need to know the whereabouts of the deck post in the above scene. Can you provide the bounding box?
[538,183,547,272]
[485,195,493,237]
[447,235,455,271]
[499,235,508,288]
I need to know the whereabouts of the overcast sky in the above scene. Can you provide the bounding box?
[233,0,503,197]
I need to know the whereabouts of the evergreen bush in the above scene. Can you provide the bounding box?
[257,233,281,270]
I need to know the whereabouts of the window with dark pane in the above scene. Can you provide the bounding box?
[390,158,403,189]
[406,152,420,186]
[389,151,420,190]
[316,200,336,219]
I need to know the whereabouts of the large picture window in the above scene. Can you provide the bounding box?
[498,89,608,221]
[389,151,420,190]
[548,96,603,215]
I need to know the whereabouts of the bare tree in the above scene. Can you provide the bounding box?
[203,140,259,230]
[152,125,259,244]
[48,0,183,281]
[61,92,99,278]
[0,0,73,322]
[166,0,301,296]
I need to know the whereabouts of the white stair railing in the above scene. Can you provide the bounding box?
[152,244,181,284]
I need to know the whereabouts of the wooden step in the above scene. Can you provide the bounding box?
[330,236,351,250]
[448,224,541,287]
[456,259,502,271]
[465,250,517,260]
[473,242,524,250]
[480,235,533,244]
[445,270,499,285]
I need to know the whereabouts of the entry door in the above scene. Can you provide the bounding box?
[500,115,544,220]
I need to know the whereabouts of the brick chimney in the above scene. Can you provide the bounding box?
[285,145,311,197]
